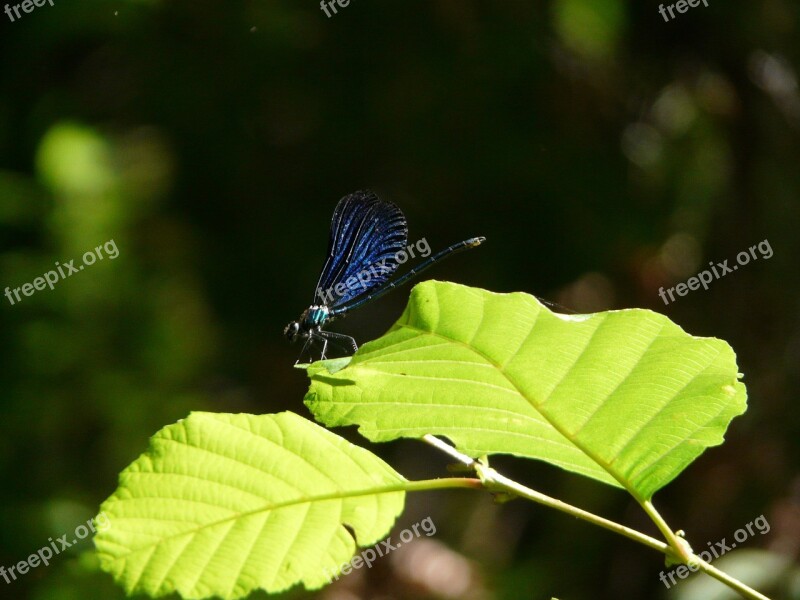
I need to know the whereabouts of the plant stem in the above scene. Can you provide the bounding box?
[488,467,671,555]
[421,435,772,600]
[639,500,770,600]
[696,558,772,600]
[640,499,693,562]
[399,477,484,493]
[421,435,670,555]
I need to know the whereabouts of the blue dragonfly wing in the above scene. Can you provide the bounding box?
[313,191,408,307]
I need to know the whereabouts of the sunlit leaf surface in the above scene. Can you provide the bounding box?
[96,412,406,599]
[306,281,747,500]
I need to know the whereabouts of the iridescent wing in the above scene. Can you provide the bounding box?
[313,191,408,307]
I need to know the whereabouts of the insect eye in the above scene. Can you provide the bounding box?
[284,322,300,341]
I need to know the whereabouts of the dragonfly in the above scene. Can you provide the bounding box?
[284,190,485,362]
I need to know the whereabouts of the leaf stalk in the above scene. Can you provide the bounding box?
[421,435,772,600]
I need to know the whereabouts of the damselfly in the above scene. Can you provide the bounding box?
[284,190,484,362]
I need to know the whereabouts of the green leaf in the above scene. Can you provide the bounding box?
[305,281,747,500]
[95,412,406,599]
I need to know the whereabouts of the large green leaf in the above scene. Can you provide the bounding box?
[305,281,747,500]
[95,412,406,599]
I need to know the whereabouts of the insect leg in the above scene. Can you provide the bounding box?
[317,330,358,354]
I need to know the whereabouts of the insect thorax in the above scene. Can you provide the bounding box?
[302,305,330,329]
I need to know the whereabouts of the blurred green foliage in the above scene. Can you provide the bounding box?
[1,1,799,599]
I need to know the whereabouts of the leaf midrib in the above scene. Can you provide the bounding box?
[105,480,409,559]
[394,320,649,500]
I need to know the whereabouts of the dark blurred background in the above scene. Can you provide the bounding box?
[1,1,799,599]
